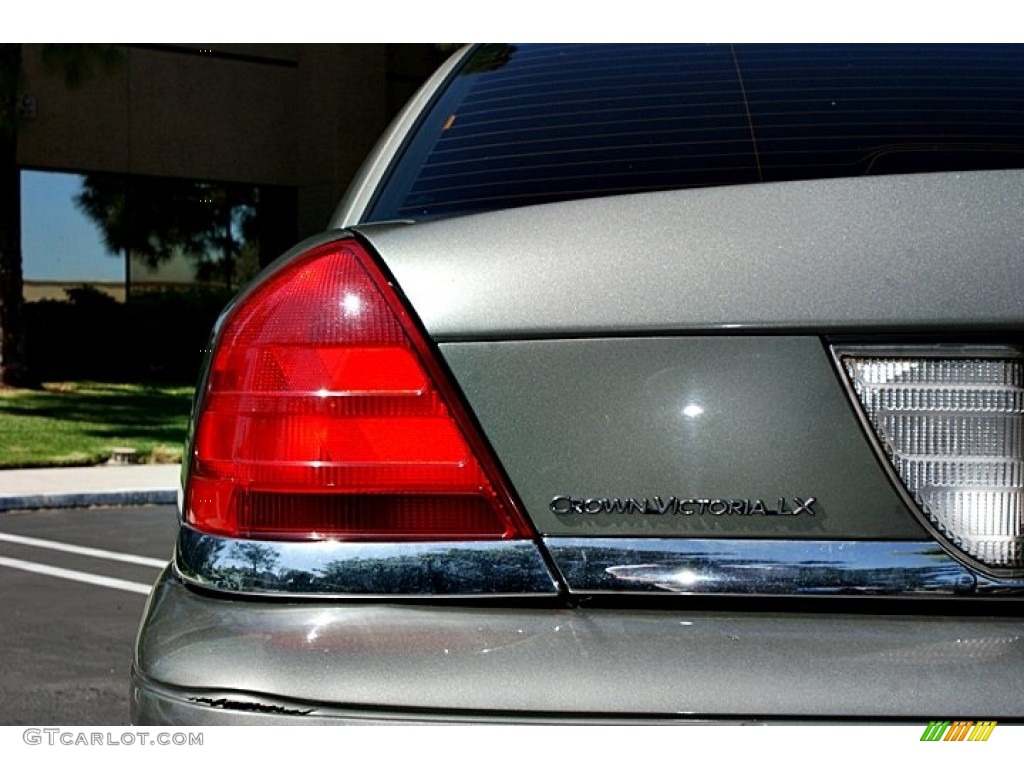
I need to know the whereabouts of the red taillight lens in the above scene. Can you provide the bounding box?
[186,239,533,541]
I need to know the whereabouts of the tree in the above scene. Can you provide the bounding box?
[0,44,121,387]
[229,542,280,580]
[75,175,258,292]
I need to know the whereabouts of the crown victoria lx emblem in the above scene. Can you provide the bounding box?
[550,495,818,517]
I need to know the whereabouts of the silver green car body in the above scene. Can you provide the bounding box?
[131,44,1024,724]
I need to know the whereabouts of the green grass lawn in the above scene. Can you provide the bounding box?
[0,381,194,468]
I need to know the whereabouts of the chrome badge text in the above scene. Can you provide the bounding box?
[550,495,817,517]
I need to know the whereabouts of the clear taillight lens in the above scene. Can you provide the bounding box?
[186,238,533,542]
[841,351,1024,572]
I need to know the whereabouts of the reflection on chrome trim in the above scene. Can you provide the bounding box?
[545,538,1024,596]
[975,573,1024,594]
[177,526,560,597]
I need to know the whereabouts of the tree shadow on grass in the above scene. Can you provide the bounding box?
[1,385,192,434]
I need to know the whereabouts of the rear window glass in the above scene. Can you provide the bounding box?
[367,43,1024,222]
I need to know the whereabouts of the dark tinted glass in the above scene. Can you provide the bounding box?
[368,44,1024,221]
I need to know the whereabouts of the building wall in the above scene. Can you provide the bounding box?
[16,44,446,240]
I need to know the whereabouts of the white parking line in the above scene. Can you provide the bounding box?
[0,555,153,595]
[0,531,167,568]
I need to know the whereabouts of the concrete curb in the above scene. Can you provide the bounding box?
[0,489,177,512]
[0,463,181,512]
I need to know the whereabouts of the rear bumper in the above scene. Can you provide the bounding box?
[132,567,1024,725]
[130,671,760,725]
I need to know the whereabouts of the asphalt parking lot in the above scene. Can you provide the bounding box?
[0,505,178,725]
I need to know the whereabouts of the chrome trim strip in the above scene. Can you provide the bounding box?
[976,574,1024,594]
[176,526,560,598]
[544,537,1024,596]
